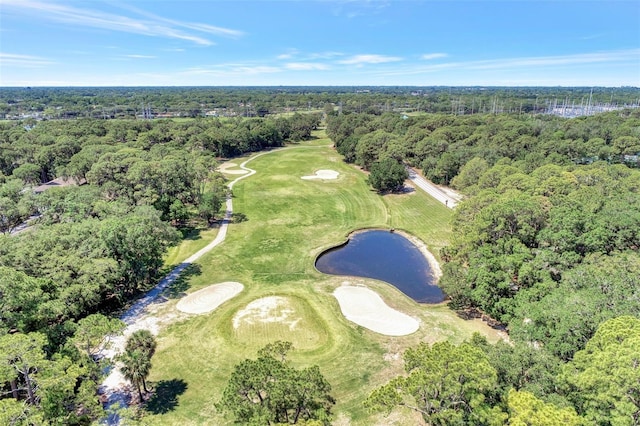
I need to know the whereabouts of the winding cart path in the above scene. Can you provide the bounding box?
[99,146,456,423]
[99,152,265,424]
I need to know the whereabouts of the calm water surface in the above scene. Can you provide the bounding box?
[315,230,446,303]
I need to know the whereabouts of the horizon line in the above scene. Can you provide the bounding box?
[2,84,639,89]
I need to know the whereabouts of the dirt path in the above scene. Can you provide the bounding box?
[407,167,462,209]
[99,153,264,424]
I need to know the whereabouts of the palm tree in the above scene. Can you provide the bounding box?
[125,330,157,360]
[123,330,156,394]
[119,349,151,402]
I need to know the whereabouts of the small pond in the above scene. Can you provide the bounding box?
[315,229,446,303]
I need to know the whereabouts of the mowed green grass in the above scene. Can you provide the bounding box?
[146,134,504,425]
[162,227,220,267]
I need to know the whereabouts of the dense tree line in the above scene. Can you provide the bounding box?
[2,86,638,120]
[0,112,320,424]
[0,113,320,184]
[0,199,177,424]
[327,108,640,425]
[442,161,640,359]
[327,109,640,184]
[367,316,639,425]
[0,312,126,425]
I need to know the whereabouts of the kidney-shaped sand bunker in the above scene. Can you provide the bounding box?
[333,285,419,336]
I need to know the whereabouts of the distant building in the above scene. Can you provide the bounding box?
[32,177,86,194]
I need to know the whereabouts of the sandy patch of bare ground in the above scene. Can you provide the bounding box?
[232,296,301,330]
[301,169,340,180]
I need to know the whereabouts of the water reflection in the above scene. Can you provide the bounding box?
[316,230,445,303]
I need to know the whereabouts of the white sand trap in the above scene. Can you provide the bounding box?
[233,296,300,330]
[333,286,419,336]
[176,282,244,314]
[301,169,340,180]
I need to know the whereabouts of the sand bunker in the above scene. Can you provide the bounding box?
[233,296,300,330]
[218,162,248,175]
[333,286,419,336]
[176,282,244,314]
[301,169,339,180]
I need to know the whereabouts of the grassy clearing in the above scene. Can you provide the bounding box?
[384,185,452,262]
[162,227,220,267]
[144,133,504,425]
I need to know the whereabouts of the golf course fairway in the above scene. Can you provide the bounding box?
[144,133,505,425]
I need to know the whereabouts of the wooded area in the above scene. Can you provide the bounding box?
[2,86,638,120]
[0,86,639,425]
[326,107,640,425]
[0,110,320,425]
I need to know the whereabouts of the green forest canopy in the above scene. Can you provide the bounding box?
[0,87,639,425]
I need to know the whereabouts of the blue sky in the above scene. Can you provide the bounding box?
[1,0,639,86]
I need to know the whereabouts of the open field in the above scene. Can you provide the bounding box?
[144,132,505,425]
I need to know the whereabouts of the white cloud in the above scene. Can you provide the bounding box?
[1,0,244,46]
[378,49,640,77]
[308,51,344,59]
[124,54,156,59]
[338,54,402,65]
[279,51,343,61]
[0,53,54,67]
[173,22,243,38]
[579,33,605,41]
[285,62,330,71]
[467,49,640,70]
[277,49,300,60]
[421,53,448,60]
[113,3,244,38]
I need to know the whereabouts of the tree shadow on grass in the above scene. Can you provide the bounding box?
[145,379,188,415]
[231,212,248,223]
[162,263,202,299]
[182,228,202,241]
[455,307,507,331]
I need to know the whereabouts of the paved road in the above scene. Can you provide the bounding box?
[9,214,41,235]
[407,167,461,209]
